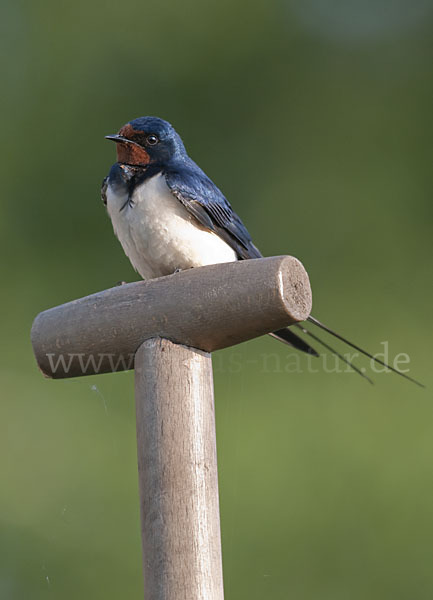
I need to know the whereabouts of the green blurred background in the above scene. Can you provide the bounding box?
[1,0,432,598]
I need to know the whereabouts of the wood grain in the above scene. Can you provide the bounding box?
[135,338,224,600]
[31,255,312,378]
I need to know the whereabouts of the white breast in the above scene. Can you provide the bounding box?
[106,172,238,279]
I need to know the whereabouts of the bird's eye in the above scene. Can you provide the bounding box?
[146,134,159,146]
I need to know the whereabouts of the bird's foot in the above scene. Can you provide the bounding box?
[173,266,195,274]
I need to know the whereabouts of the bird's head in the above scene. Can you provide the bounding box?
[105,116,185,167]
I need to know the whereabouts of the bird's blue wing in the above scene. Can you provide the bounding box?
[164,163,262,260]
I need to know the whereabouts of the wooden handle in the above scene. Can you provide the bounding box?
[31,256,312,378]
[135,338,224,599]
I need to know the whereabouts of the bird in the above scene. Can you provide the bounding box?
[102,116,422,387]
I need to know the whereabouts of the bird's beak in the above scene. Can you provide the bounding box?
[105,134,129,143]
[105,134,143,148]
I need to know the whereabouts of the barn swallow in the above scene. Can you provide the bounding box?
[102,116,422,386]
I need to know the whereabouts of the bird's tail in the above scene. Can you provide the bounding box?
[271,317,424,387]
[307,315,424,387]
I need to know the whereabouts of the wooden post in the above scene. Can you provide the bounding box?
[135,338,223,600]
[30,256,313,599]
